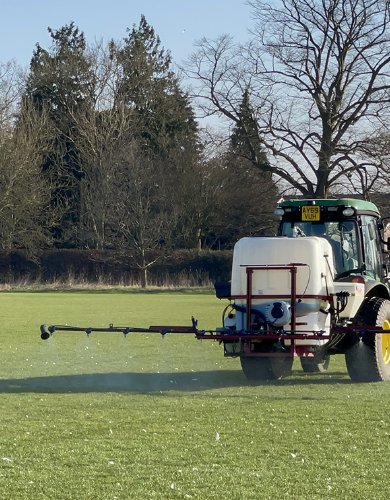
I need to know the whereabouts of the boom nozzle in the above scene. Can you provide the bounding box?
[40,325,51,340]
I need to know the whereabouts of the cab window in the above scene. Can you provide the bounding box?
[361,215,382,280]
[280,220,360,276]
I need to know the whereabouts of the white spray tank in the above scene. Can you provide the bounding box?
[230,237,335,342]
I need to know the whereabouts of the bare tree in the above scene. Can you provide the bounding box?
[0,60,61,257]
[65,42,138,249]
[72,105,136,249]
[184,0,390,198]
[0,60,23,131]
[0,100,57,257]
[113,152,177,288]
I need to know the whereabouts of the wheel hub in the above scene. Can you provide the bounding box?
[381,320,390,365]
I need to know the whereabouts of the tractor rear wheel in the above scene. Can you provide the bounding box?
[269,355,294,379]
[240,356,272,381]
[240,347,293,381]
[300,355,330,373]
[345,297,390,382]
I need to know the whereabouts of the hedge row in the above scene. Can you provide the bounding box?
[0,249,233,286]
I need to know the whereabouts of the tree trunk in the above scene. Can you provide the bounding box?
[197,228,202,252]
[315,123,333,198]
[141,267,148,288]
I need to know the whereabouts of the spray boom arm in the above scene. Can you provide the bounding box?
[40,319,352,342]
[40,319,200,340]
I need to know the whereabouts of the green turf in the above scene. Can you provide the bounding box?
[0,292,389,499]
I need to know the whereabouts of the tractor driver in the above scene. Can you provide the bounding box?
[310,223,351,276]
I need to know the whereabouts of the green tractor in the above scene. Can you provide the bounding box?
[40,197,390,383]
[221,198,390,382]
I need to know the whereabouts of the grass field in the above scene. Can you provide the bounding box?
[0,291,389,499]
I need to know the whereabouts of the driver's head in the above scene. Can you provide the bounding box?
[311,223,326,237]
[340,221,354,233]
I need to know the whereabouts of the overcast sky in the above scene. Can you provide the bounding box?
[0,0,252,68]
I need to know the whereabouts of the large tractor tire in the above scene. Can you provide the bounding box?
[240,356,273,381]
[300,355,330,373]
[240,346,293,382]
[269,350,294,379]
[345,297,390,382]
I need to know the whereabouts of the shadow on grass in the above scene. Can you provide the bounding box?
[0,369,350,393]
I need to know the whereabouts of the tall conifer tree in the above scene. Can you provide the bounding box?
[25,23,93,244]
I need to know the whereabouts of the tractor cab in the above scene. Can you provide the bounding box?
[276,198,387,284]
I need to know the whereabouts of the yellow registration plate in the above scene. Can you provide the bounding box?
[302,205,320,221]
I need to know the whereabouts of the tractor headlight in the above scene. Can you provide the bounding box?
[342,207,355,217]
[274,207,285,217]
